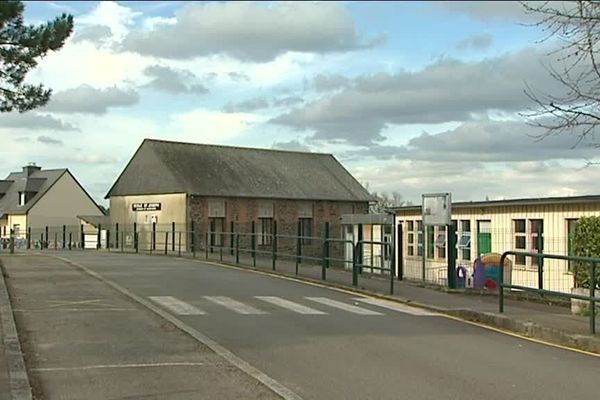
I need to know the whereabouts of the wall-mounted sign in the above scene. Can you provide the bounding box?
[132,202,161,212]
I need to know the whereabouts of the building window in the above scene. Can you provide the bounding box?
[514,219,526,266]
[258,218,273,246]
[567,219,578,271]
[435,226,446,259]
[426,226,435,259]
[299,218,312,244]
[477,220,492,256]
[417,220,424,256]
[530,219,544,268]
[407,221,414,256]
[18,192,25,206]
[209,217,225,247]
[459,220,471,261]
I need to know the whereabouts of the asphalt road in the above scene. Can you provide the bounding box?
[45,251,600,400]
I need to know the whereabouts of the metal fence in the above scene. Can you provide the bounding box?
[400,226,577,294]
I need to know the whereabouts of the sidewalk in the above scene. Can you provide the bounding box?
[198,249,600,353]
[0,255,281,400]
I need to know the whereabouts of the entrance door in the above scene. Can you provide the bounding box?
[477,220,491,256]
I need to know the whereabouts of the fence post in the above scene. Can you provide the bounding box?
[447,223,457,289]
[40,232,44,251]
[9,229,14,254]
[54,231,57,250]
[235,233,240,264]
[152,222,156,251]
[537,225,544,293]
[69,232,72,250]
[164,232,168,255]
[230,221,234,255]
[357,224,363,274]
[121,230,124,253]
[296,221,301,275]
[205,232,209,260]
[27,227,31,250]
[272,220,277,271]
[62,225,66,249]
[80,224,84,249]
[590,262,596,335]
[191,221,196,258]
[45,226,49,249]
[220,242,223,261]
[178,232,182,257]
[115,223,119,249]
[107,229,111,251]
[96,224,101,250]
[251,221,256,268]
[397,223,403,281]
[324,222,330,269]
[133,222,138,253]
[352,242,358,287]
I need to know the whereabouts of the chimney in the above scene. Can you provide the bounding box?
[22,162,41,177]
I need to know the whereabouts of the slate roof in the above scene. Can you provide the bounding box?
[106,139,373,202]
[0,168,67,217]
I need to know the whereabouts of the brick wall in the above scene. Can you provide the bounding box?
[188,196,368,263]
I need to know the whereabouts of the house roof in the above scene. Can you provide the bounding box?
[0,168,67,217]
[78,214,110,227]
[391,194,600,213]
[105,139,373,202]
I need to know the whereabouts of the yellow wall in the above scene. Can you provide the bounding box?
[109,193,187,229]
[7,214,27,238]
[395,202,600,292]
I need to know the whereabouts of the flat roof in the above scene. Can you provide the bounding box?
[391,194,600,213]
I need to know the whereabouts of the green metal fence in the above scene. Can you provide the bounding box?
[499,251,599,334]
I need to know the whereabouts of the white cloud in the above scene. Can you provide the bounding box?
[171,109,262,143]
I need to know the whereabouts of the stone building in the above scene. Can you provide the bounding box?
[105,139,372,255]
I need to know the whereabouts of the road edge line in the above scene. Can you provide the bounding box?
[50,255,303,400]
[0,258,33,400]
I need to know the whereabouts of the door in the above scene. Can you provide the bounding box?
[477,220,491,256]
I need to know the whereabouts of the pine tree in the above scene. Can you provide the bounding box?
[0,0,73,112]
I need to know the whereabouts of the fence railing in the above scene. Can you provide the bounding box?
[499,251,599,334]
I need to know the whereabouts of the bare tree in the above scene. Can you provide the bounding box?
[369,191,406,213]
[522,1,600,145]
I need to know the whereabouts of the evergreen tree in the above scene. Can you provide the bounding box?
[0,0,73,112]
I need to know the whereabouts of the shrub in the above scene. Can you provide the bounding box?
[571,216,600,288]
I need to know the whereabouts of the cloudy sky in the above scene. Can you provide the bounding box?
[1,1,599,206]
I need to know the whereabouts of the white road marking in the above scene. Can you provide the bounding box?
[32,362,207,372]
[149,296,205,315]
[204,296,267,315]
[255,296,326,315]
[304,297,383,315]
[353,297,439,316]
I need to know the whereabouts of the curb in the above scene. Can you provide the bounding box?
[0,259,33,400]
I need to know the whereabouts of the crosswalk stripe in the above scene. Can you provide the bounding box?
[149,296,205,315]
[304,297,383,315]
[204,296,267,315]
[255,296,326,315]
[353,297,438,316]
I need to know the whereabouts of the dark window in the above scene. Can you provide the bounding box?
[299,218,312,244]
[209,217,225,247]
[514,219,526,265]
[459,219,471,261]
[417,221,424,256]
[436,227,446,259]
[426,226,434,259]
[530,219,544,268]
[258,218,273,246]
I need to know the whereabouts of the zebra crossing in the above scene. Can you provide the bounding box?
[149,295,436,317]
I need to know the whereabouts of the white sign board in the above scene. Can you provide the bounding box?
[422,193,451,226]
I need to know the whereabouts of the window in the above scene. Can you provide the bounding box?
[459,220,471,261]
[426,226,434,259]
[407,221,414,256]
[417,220,424,256]
[18,192,25,206]
[514,219,526,265]
[258,218,273,246]
[567,219,578,271]
[477,220,492,256]
[530,219,544,268]
[209,217,225,247]
[435,227,446,259]
[299,218,312,244]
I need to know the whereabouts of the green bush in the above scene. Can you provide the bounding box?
[572,216,600,288]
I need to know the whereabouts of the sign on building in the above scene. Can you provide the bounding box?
[422,193,451,226]
[132,202,161,211]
